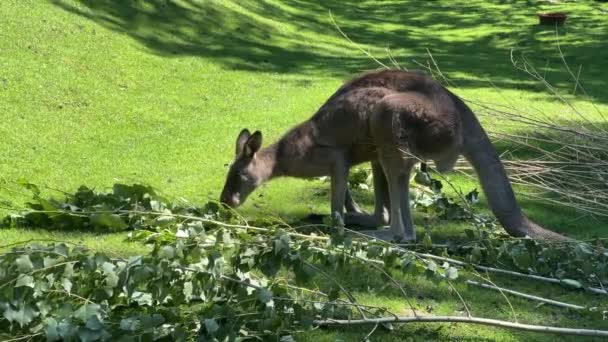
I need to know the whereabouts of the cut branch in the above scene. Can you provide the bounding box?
[314,315,608,337]
[466,280,589,310]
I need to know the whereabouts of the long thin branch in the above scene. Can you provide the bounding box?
[314,315,608,337]
[412,251,608,295]
[465,280,589,310]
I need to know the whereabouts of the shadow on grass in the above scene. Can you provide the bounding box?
[298,261,608,341]
[52,0,608,101]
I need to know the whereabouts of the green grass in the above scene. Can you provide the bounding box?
[1,0,608,340]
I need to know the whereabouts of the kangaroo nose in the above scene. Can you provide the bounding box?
[220,193,240,208]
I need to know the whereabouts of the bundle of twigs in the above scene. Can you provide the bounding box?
[468,49,608,218]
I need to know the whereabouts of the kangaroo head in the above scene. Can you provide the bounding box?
[220,129,264,208]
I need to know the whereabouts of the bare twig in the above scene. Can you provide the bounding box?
[314,315,608,337]
[412,251,608,295]
[466,280,589,311]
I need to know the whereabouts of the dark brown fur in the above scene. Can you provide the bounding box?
[220,70,566,241]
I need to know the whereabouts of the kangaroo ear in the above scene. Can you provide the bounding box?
[235,129,251,156]
[244,131,263,158]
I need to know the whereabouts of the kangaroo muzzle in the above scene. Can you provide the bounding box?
[220,192,240,208]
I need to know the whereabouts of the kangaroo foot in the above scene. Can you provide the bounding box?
[356,229,408,243]
[344,212,388,230]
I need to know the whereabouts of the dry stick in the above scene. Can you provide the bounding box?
[447,280,472,317]
[465,280,589,311]
[412,251,608,295]
[313,315,608,337]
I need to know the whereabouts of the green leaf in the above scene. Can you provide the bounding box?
[560,278,583,289]
[465,188,479,204]
[17,178,41,195]
[62,278,72,293]
[204,318,220,335]
[3,305,39,328]
[430,179,443,193]
[63,262,75,278]
[183,281,193,301]
[90,213,128,230]
[257,288,273,304]
[274,234,291,255]
[85,315,104,331]
[512,249,533,270]
[464,229,476,240]
[426,261,438,273]
[16,254,34,272]
[141,313,164,329]
[414,170,432,186]
[15,274,35,288]
[574,243,594,257]
[74,303,101,322]
[45,317,60,342]
[158,245,176,259]
[43,256,59,268]
[120,317,140,331]
[445,267,459,280]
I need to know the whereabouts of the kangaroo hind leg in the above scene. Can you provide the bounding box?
[344,161,391,228]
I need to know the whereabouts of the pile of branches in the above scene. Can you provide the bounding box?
[471,51,608,218]
[1,183,607,340]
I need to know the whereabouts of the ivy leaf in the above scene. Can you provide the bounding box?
[16,254,34,272]
[3,305,39,328]
[204,318,220,335]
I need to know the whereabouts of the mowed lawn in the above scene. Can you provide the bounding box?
[1,0,608,340]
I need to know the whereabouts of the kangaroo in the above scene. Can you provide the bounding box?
[220,70,566,241]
